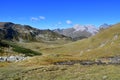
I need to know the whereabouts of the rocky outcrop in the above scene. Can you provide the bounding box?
[54,56,120,65]
[54,60,96,65]
[0,56,26,62]
[96,56,120,64]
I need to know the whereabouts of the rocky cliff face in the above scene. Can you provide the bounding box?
[0,22,71,42]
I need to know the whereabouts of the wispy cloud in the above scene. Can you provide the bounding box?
[39,16,45,20]
[30,17,39,21]
[30,16,46,21]
[66,20,72,24]
[48,21,63,29]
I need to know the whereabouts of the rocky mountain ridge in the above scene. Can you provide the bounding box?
[0,22,71,42]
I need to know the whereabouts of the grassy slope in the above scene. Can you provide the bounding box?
[0,64,120,80]
[40,23,120,61]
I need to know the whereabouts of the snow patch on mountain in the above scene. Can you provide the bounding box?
[73,24,86,31]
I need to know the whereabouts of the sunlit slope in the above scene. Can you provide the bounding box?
[41,23,120,60]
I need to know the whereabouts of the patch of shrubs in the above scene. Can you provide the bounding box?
[1,40,42,56]
[12,45,41,56]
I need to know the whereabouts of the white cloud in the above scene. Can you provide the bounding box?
[39,16,45,20]
[31,17,39,21]
[66,20,72,24]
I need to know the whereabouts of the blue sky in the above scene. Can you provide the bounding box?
[0,0,120,29]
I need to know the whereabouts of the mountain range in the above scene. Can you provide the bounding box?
[53,24,112,40]
[0,22,112,42]
[53,24,98,40]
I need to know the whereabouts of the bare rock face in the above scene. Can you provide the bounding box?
[0,22,71,42]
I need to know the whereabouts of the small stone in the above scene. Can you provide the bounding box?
[102,76,108,80]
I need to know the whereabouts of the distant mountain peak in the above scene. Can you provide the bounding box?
[99,23,112,30]
[73,24,98,34]
[73,24,85,31]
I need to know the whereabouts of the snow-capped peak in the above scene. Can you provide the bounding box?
[73,24,98,35]
[73,24,86,31]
